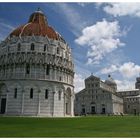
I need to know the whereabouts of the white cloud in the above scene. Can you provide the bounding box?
[77,3,87,7]
[119,62,140,78]
[0,22,14,30]
[103,3,140,17]
[0,21,15,41]
[54,3,88,36]
[75,19,125,64]
[95,3,103,9]
[74,73,85,93]
[115,79,135,91]
[101,62,140,79]
[100,65,118,74]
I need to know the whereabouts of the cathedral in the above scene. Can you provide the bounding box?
[75,74,140,115]
[0,9,74,117]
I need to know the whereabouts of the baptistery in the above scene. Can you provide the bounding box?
[0,9,74,117]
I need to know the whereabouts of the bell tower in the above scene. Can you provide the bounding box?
[135,74,140,89]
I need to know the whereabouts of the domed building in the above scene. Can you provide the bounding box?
[0,9,74,117]
[105,74,117,91]
[75,74,123,115]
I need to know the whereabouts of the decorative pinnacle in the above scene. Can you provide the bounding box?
[35,7,43,14]
[108,74,111,78]
[37,7,41,11]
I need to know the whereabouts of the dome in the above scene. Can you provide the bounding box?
[9,9,60,40]
[105,74,116,85]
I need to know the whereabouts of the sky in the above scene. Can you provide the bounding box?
[1,2,140,92]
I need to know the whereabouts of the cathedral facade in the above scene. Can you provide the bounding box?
[74,74,123,115]
[0,9,74,117]
[75,74,140,115]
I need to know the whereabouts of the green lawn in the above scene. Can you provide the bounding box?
[0,116,140,137]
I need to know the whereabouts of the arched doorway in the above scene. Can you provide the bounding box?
[65,88,71,115]
[101,104,106,114]
[0,83,7,114]
[91,102,96,114]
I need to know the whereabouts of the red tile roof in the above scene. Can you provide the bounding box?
[10,10,59,40]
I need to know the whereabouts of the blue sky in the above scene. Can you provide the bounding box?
[1,2,140,92]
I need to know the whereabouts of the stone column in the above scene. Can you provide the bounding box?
[70,92,74,117]
[35,63,37,80]
[49,65,51,80]
[63,92,66,116]
[69,94,72,116]
[44,65,46,80]
[5,90,9,114]
[39,64,41,79]
[54,67,56,81]
[5,65,7,79]
[14,62,16,78]
[24,63,26,78]
[21,89,24,115]
[52,91,55,117]
[29,63,31,79]
[37,89,41,116]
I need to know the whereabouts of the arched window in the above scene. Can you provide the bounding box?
[58,91,61,101]
[3,65,5,75]
[44,44,47,52]
[17,43,21,51]
[31,43,35,51]
[7,46,10,52]
[11,64,14,73]
[30,88,33,99]
[14,88,17,99]
[57,47,60,54]
[45,89,48,99]
[46,64,50,75]
[26,64,30,74]
[59,76,62,81]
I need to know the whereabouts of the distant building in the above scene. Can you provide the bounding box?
[74,74,123,115]
[75,74,140,115]
[117,76,140,115]
[0,9,74,117]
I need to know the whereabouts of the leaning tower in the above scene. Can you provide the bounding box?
[0,9,74,117]
[135,76,140,89]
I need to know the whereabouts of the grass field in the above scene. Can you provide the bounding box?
[0,116,140,137]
